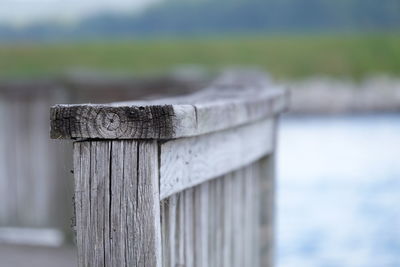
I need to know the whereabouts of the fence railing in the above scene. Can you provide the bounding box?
[0,80,72,245]
[50,70,288,266]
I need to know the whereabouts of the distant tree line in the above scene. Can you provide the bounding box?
[1,0,399,41]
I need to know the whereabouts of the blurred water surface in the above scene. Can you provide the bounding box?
[277,115,400,267]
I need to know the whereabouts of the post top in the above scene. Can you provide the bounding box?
[50,70,289,140]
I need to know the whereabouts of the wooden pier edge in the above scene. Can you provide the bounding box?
[51,70,288,267]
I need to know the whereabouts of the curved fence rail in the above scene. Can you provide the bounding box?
[50,70,288,266]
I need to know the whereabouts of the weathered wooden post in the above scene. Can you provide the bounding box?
[50,70,288,266]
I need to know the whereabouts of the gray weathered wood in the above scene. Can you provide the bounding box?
[73,140,162,267]
[51,69,285,266]
[50,71,288,140]
[159,118,274,199]
[259,117,278,266]
[160,159,273,267]
[259,155,276,266]
[183,188,194,267]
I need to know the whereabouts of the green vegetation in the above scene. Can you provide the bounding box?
[1,35,399,80]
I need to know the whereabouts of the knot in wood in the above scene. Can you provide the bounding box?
[104,112,120,131]
[96,109,128,138]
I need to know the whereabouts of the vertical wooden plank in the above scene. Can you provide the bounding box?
[161,199,170,267]
[193,186,201,267]
[199,182,209,267]
[222,174,233,267]
[12,96,26,226]
[238,168,247,267]
[177,193,185,266]
[0,95,9,224]
[252,161,262,267]
[193,182,209,267]
[103,141,112,267]
[168,194,177,267]
[184,189,194,267]
[110,141,125,266]
[80,141,92,267]
[214,177,224,267]
[90,141,110,266]
[7,97,18,225]
[136,141,162,267]
[123,140,137,267]
[232,169,244,267]
[259,155,276,267]
[242,167,249,266]
[207,179,216,267]
[242,164,255,266]
[73,141,84,267]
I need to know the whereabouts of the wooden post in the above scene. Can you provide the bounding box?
[73,140,162,267]
[51,70,288,267]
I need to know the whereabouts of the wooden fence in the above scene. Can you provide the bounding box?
[0,80,72,245]
[50,70,288,266]
[0,74,203,245]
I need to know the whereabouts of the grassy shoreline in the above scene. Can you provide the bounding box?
[1,35,399,80]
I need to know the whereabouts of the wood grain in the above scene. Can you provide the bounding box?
[73,140,161,267]
[159,118,275,200]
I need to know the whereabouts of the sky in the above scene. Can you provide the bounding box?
[0,0,159,25]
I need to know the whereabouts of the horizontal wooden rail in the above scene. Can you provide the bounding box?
[159,118,275,199]
[50,71,287,139]
[50,70,288,267]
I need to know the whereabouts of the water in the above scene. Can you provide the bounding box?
[277,115,400,267]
